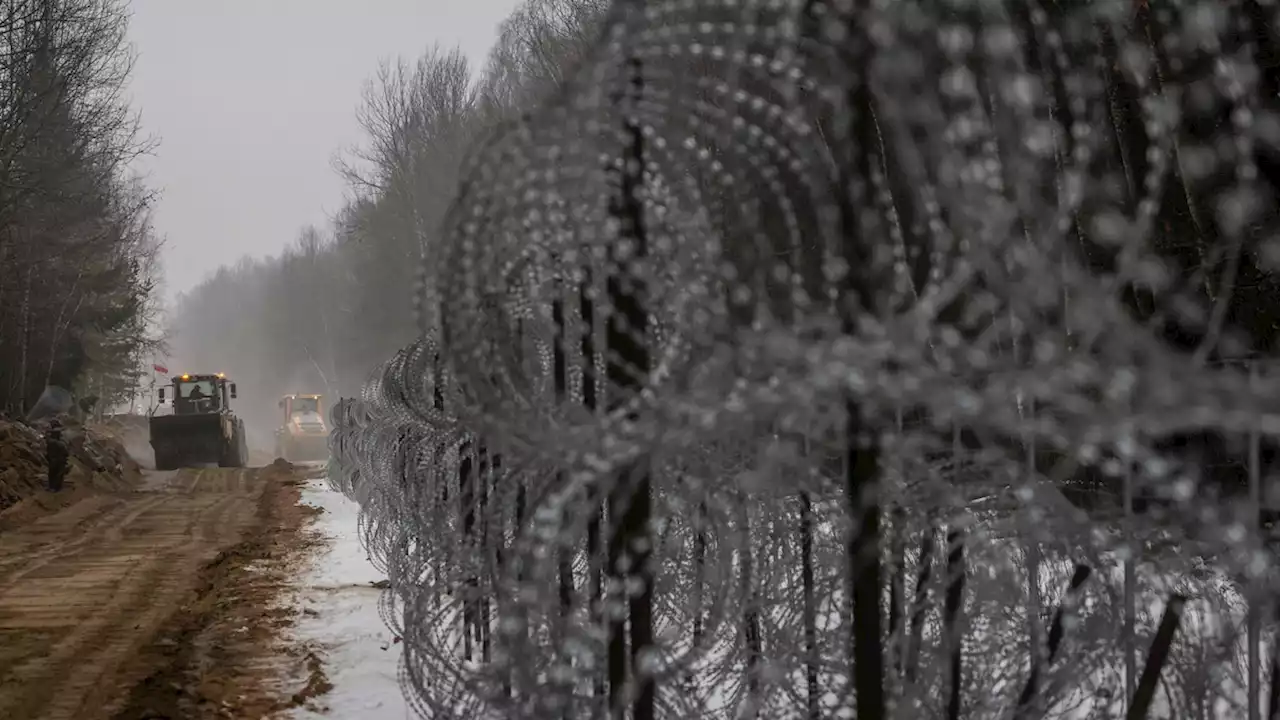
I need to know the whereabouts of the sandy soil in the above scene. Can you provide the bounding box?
[0,462,321,720]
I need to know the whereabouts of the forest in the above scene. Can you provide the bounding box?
[167,0,606,444]
[0,0,162,417]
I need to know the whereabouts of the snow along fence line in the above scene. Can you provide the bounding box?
[289,472,411,720]
[326,1,1280,718]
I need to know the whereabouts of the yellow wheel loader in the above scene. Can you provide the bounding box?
[274,394,328,462]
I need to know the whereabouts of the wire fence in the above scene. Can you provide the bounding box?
[328,1,1280,718]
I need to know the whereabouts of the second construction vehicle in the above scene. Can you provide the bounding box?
[150,373,248,470]
[274,393,328,462]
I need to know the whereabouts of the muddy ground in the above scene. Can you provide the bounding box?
[0,461,327,720]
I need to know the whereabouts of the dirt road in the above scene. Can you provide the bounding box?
[0,463,318,720]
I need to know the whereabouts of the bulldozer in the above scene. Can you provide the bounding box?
[274,394,328,462]
[149,373,248,470]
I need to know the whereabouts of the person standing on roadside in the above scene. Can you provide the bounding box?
[45,418,69,492]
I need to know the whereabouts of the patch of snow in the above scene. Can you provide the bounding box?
[289,477,414,719]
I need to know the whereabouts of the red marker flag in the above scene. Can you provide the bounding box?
[152,363,169,375]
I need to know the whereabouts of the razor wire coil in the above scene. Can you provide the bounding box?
[327,1,1280,718]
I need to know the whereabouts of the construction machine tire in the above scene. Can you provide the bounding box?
[220,445,242,468]
[219,427,245,468]
[237,428,248,469]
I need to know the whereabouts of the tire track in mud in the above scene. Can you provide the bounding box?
[0,495,168,584]
[113,463,322,720]
[0,465,273,720]
[38,492,253,718]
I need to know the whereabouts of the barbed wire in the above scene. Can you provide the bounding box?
[329,1,1280,718]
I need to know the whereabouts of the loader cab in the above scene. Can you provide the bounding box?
[279,394,323,424]
[159,373,238,416]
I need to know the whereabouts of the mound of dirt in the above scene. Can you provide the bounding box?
[79,421,144,483]
[0,416,142,518]
[269,457,295,472]
[0,421,47,511]
[94,413,155,469]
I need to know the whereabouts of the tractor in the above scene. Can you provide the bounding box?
[274,393,328,462]
[149,373,248,470]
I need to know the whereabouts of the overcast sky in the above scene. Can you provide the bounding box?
[126,0,521,300]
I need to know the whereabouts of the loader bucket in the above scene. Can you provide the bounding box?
[150,414,225,470]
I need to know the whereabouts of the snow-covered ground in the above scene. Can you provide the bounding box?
[289,470,413,719]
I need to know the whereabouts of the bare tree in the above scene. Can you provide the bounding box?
[0,0,161,415]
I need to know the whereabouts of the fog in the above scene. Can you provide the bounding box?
[7,0,1280,717]
[133,0,526,444]
[130,0,523,299]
